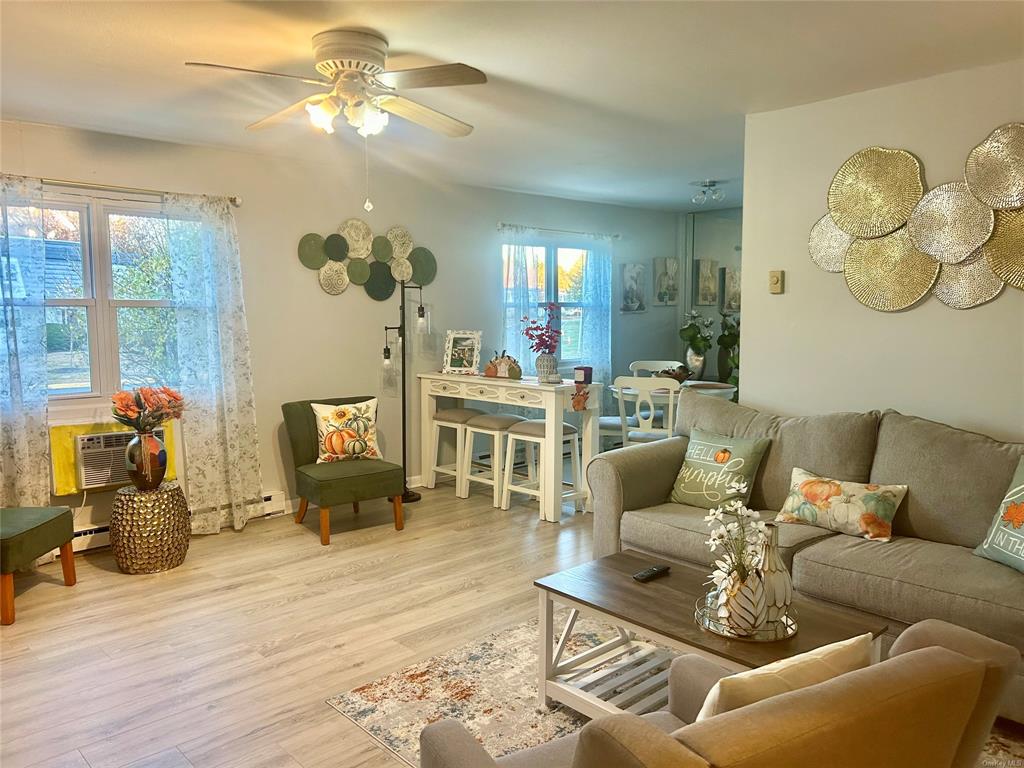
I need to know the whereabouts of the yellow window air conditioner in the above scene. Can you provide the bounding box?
[49,423,178,496]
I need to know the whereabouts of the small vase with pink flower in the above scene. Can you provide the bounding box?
[111,387,186,491]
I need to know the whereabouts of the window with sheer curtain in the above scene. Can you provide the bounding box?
[499,226,612,384]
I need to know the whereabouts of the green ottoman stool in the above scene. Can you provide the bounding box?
[0,507,77,625]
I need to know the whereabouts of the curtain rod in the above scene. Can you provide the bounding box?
[496,221,620,240]
[40,177,242,207]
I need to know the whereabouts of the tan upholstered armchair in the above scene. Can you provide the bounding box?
[419,619,1019,768]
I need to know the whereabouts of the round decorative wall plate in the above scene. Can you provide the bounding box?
[828,147,924,239]
[932,254,1004,309]
[844,227,939,312]
[907,181,994,264]
[409,246,438,286]
[390,257,413,282]
[339,218,372,259]
[371,235,394,262]
[324,233,349,262]
[808,213,854,273]
[347,257,371,285]
[982,208,1024,290]
[298,233,327,269]
[386,226,414,260]
[364,260,397,301]
[318,260,350,295]
[965,122,1024,210]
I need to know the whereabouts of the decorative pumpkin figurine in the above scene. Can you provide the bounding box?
[484,359,499,377]
[714,448,732,464]
[484,350,523,379]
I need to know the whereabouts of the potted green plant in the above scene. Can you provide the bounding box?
[679,310,714,380]
[717,312,740,387]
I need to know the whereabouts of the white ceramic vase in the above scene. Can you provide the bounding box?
[759,523,793,623]
[718,570,768,637]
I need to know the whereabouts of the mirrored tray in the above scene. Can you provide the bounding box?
[695,595,798,643]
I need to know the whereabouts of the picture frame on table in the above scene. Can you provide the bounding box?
[442,330,483,374]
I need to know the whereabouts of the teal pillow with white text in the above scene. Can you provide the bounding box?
[670,429,770,510]
[974,457,1024,574]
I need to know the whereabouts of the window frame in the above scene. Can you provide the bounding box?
[4,187,174,404]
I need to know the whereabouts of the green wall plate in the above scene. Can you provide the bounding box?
[298,233,327,269]
[365,260,397,300]
[324,233,349,262]
[409,246,437,286]
[372,235,394,262]
[347,258,371,285]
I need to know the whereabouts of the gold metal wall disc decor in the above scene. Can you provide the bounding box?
[932,252,1004,309]
[907,181,994,264]
[809,213,854,272]
[844,227,940,312]
[339,218,372,259]
[965,123,1024,210]
[828,147,924,238]
[386,225,414,260]
[318,260,350,294]
[982,207,1024,290]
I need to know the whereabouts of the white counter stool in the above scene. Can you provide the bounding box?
[426,407,486,490]
[458,413,527,505]
[501,419,583,516]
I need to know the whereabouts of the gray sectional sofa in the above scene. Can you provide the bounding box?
[587,389,1024,722]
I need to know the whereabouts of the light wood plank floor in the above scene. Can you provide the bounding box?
[0,486,594,768]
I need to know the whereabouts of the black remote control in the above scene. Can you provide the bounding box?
[632,564,670,583]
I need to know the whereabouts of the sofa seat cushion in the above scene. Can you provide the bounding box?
[793,535,1024,652]
[621,503,835,569]
[870,411,1024,548]
[296,460,404,505]
[675,390,880,511]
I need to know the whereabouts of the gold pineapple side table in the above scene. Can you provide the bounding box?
[110,481,191,574]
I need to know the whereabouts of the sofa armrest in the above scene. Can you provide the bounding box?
[420,720,499,768]
[587,437,688,558]
[667,654,733,724]
[572,714,709,768]
[890,619,1020,768]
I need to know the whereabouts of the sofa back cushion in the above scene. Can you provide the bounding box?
[871,411,1024,548]
[675,390,880,511]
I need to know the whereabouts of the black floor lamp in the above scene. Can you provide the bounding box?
[383,282,430,503]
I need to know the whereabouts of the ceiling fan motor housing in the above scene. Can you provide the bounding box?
[312,29,388,80]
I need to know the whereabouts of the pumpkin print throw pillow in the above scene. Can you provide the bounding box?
[670,429,769,510]
[974,457,1024,573]
[776,467,907,542]
[311,400,382,462]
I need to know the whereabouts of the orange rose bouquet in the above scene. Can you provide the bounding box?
[111,386,186,433]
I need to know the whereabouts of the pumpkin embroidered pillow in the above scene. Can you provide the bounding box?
[670,429,770,510]
[310,400,382,462]
[776,467,907,542]
[974,457,1024,573]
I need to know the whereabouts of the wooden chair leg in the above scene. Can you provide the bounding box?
[392,496,404,531]
[352,501,360,514]
[59,542,77,587]
[1,572,13,626]
[319,506,332,546]
[295,497,309,524]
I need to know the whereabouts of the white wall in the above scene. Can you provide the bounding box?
[741,60,1024,442]
[1,120,681,505]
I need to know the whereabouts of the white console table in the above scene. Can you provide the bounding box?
[417,373,602,522]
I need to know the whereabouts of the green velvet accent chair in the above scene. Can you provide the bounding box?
[0,506,78,625]
[281,396,405,545]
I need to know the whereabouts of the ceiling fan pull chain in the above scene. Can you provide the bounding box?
[363,134,374,212]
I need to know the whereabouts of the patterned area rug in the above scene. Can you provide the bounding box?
[327,615,1024,767]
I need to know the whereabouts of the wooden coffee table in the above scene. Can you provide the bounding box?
[534,550,888,719]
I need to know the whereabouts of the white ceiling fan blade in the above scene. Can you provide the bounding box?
[377,95,473,137]
[374,63,486,90]
[186,61,332,87]
[246,94,328,131]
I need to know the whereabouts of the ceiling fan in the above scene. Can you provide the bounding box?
[186,29,486,138]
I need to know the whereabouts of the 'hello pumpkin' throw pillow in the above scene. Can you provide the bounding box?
[311,400,382,462]
[974,457,1024,574]
[669,429,769,510]
[776,467,907,542]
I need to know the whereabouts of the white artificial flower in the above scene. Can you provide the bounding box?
[753,521,768,534]
[726,521,740,533]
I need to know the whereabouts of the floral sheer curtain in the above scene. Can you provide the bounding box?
[163,194,263,533]
[0,175,50,506]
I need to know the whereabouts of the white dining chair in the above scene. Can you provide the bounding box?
[613,375,681,445]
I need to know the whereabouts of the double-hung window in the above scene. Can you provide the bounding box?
[501,242,594,364]
[1,188,199,400]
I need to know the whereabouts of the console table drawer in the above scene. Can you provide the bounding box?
[465,383,501,400]
[429,380,466,396]
[503,388,545,406]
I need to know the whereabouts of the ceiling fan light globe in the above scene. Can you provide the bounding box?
[357,106,389,137]
[306,96,341,134]
[691,191,706,205]
[711,187,725,202]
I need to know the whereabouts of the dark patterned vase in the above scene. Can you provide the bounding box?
[125,432,167,491]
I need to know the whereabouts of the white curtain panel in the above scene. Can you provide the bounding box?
[0,175,50,507]
[162,194,263,533]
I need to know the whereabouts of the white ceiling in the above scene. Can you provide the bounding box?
[2,1,1022,210]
